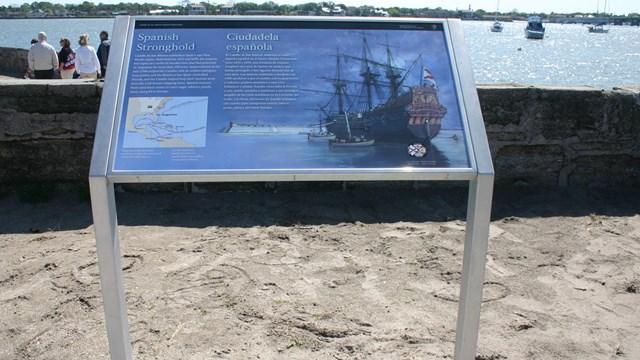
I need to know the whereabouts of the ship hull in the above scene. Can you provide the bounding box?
[325,86,446,144]
[525,29,544,39]
[329,138,375,147]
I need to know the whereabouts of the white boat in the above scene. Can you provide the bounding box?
[525,16,545,39]
[329,136,375,147]
[329,113,374,147]
[588,23,610,33]
[490,0,503,32]
[307,116,336,142]
[588,0,610,33]
[308,131,336,142]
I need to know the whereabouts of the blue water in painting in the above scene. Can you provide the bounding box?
[204,129,468,170]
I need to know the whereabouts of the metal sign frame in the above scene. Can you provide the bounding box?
[90,16,493,360]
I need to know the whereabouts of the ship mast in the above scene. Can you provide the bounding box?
[313,47,356,118]
[341,32,409,110]
[332,47,348,115]
[358,32,380,111]
[382,34,402,103]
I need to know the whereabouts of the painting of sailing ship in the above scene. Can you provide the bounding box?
[315,33,449,148]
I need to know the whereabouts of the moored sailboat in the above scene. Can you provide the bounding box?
[490,0,504,32]
[588,0,611,33]
[490,21,504,33]
[588,23,610,33]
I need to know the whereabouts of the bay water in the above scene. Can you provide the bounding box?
[0,18,638,89]
[0,18,114,55]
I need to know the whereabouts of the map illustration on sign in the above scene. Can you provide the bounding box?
[123,97,208,148]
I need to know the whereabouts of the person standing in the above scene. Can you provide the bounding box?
[27,32,58,80]
[75,34,101,80]
[97,30,110,79]
[58,37,76,80]
[24,38,38,79]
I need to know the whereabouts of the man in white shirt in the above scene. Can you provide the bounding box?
[27,32,58,79]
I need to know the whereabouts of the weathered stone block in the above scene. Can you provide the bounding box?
[0,47,28,75]
[1,111,96,139]
[530,87,607,140]
[54,113,98,134]
[603,89,640,140]
[0,139,93,183]
[16,95,100,114]
[494,145,565,185]
[0,82,48,97]
[0,97,18,111]
[570,140,637,153]
[47,81,100,98]
[486,131,528,142]
[570,155,640,186]
[0,111,56,136]
[478,86,530,126]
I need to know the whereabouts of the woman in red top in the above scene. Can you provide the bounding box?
[58,37,75,80]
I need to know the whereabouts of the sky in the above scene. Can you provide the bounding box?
[0,0,638,15]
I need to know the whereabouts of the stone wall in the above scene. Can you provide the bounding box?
[0,47,29,77]
[0,80,639,187]
[0,80,100,183]
[479,85,640,186]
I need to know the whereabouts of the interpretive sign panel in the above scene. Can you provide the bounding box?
[90,16,494,360]
[107,17,478,176]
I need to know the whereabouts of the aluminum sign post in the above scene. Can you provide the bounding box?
[448,19,495,359]
[454,174,494,359]
[89,177,132,359]
[89,15,132,359]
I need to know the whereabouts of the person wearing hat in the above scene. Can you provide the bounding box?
[27,32,58,79]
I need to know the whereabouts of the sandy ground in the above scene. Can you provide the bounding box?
[0,183,639,359]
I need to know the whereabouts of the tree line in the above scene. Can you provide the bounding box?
[1,1,638,18]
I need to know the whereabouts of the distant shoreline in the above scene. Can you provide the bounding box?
[0,16,114,20]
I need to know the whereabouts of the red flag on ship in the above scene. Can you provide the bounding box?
[422,67,436,87]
